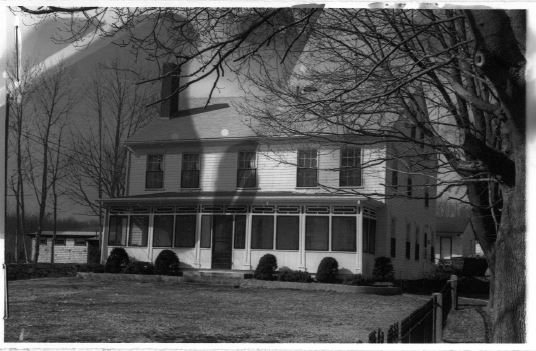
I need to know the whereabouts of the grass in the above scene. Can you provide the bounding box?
[5,277,425,343]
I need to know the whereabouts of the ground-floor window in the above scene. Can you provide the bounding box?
[54,238,66,246]
[305,216,329,251]
[175,215,196,248]
[74,239,86,246]
[233,215,247,249]
[200,215,212,248]
[108,215,128,246]
[129,215,149,247]
[251,215,274,249]
[276,216,299,250]
[153,215,174,247]
[331,217,356,251]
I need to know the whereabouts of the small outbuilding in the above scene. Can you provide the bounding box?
[27,231,100,264]
[434,217,482,261]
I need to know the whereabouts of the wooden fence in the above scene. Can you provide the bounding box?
[368,275,458,343]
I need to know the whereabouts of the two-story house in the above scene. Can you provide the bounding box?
[100,66,438,279]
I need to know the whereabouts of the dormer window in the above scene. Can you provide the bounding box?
[339,147,362,187]
[146,154,164,189]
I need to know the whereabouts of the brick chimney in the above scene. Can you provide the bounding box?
[160,63,180,118]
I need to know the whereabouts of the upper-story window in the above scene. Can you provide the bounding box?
[407,175,413,197]
[146,154,164,189]
[181,153,200,189]
[237,151,257,188]
[297,149,318,187]
[424,186,430,208]
[339,147,362,187]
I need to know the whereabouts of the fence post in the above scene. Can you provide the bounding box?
[432,293,442,343]
[450,274,458,310]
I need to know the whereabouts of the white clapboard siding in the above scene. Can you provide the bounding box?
[128,142,387,196]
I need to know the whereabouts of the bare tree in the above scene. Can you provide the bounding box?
[6,58,42,263]
[23,61,75,263]
[67,59,157,220]
[14,6,526,342]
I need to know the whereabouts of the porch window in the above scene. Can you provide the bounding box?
[276,216,299,250]
[297,149,318,187]
[233,215,247,249]
[251,216,274,249]
[108,215,128,246]
[200,215,212,248]
[237,151,257,188]
[339,147,362,187]
[146,154,164,189]
[331,216,356,252]
[128,215,149,247]
[181,153,200,189]
[175,215,196,248]
[153,215,174,247]
[305,216,329,251]
[362,217,376,254]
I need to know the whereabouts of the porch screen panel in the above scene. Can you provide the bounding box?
[362,217,376,254]
[175,215,196,248]
[200,215,212,248]
[128,215,149,247]
[305,216,329,251]
[251,216,274,249]
[276,216,299,250]
[153,215,173,247]
[332,216,356,251]
[108,215,127,246]
[233,215,246,249]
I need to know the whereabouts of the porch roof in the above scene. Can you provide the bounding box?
[102,191,384,208]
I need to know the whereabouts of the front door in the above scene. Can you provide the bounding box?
[212,215,233,269]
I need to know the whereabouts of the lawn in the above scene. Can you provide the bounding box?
[5,277,425,343]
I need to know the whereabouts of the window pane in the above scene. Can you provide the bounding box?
[181,170,200,188]
[74,239,86,246]
[200,215,212,248]
[276,216,299,250]
[54,238,66,246]
[332,216,356,251]
[234,215,246,249]
[108,215,127,246]
[251,216,274,249]
[129,215,149,247]
[175,215,196,248]
[305,216,329,251]
[154,215,174,247]
[237,169,257,188]
[297,168,318,187]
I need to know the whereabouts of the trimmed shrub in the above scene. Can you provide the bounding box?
[104,248,130,273]
[254,254,278,280]
[372,256,394,282]
[277,268,312,283]
[123,261,154,275]
[316,257,338,283]
[154,250,181,276]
